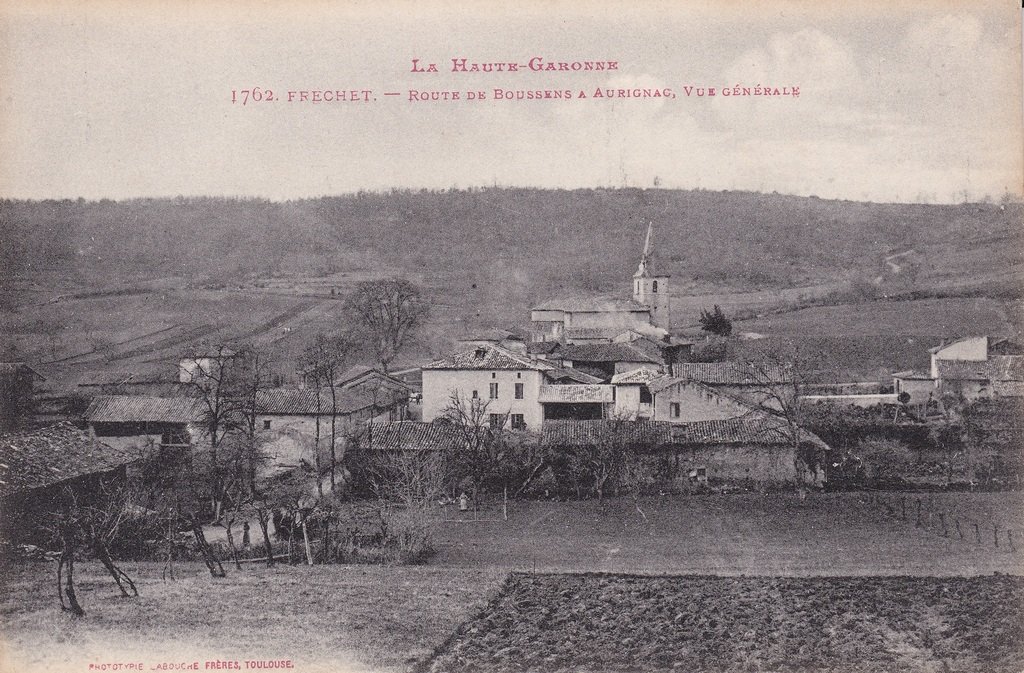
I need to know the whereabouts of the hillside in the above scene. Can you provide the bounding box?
[1,188,1021,385]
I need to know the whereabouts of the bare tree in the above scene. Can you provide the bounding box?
[441,390,502,502]
[363,441,451,562]
[51,483,141,617]
[302,333,357,492]
[345,278,428,373]
[179,343,241,521]
[731,355,828,486]
[566,415,638,502]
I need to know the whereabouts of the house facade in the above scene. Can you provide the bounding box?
[612,369,753,423]
[255,387,405,473]
[541,417,828,487]
[85,395,207,453]
[422,345,554,431]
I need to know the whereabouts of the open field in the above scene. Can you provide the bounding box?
[432,492,1024,576]
[1,493,1022,673]
[0,562,506,673]
[730,297,1017,339]
[422,573,1024,673]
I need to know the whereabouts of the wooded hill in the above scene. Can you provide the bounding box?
[3,189,1021,308]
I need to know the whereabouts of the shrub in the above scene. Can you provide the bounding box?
[699,305,733,336]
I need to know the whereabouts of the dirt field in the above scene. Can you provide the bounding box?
[421,573,1024,673]
[432,492,1024,576]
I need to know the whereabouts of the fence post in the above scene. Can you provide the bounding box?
[1009,529,1016,552]
[975,522,982,543]
[955,518,964,540]
[939,513,948,537]
[993,524,999,549]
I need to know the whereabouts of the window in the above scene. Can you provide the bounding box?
[489,413,504,428]
[515,382,524,399]
[263,420,272,430]
[511,414,526,430]
[489,382,499,399]
[516,372,522,379]
[640,386,652,404]
[652,280,658,293]
[491,372,496,378]
[472,390,479,399]
[670,403,680,418]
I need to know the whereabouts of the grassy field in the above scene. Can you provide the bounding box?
[730,297,1016,338]
[422,573,1024,673]
[0,562,505,673]
[1,493,1022,673]
[431,492,1024,576]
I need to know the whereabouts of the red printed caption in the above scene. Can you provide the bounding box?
[88,660,294,671]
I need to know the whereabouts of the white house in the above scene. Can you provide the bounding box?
[421,345,555,431]
[611,369,752,423]
[925,336,1024,401]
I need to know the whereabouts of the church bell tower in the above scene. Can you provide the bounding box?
[632,222,671,330]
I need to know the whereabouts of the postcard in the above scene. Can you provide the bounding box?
[1,1,1022,672]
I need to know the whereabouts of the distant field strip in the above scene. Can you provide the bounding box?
[106,323,222,362]
[230,299,323,341]
[420,572,1024,673]
[38,324,184,365]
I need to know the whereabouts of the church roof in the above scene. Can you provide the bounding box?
[559,343,663,365]
[532,297,650,313]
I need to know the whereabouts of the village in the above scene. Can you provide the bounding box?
[2,223,1022,567]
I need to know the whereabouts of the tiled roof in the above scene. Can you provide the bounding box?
[527,341,561,355]
[545,367,604,384]
[540,417,828,450]
[533,297,651,313]
[610,367,664,385]
[0,422,138,498]
[538,385,615,404]
[256,388,378,415]
[335,365,412,392]
[425,345,555,371]
[670,417,793,445]
[366,422,463,452]
[565,327,630,340]
[86,395,206,423]
[541,420,673,447]
[672,362,792,385]
[893,370,933,381]
[936,356,1024,382]
[558,343,662,364]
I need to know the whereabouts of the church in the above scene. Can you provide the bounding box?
[529,223,671,344]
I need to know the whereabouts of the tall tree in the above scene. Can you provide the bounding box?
[345,279,428,373]
[180,343,240,521]
[302,332,356,492]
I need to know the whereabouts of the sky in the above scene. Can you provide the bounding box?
[1,0,1021,204]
